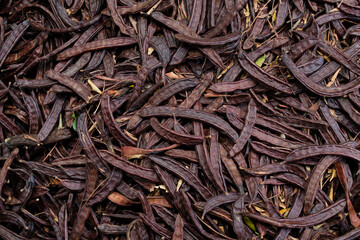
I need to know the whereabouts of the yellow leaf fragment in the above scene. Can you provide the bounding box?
[279,208,288,216]
[255,54,266,67]
[330,168,337,182]
[329,108,338,119]
[327,67,341,87]
[148,47,155,55]
[146,0,163,15]
[272,9,277,22]
[329,181,334,201]
[128,15,138,33]
[217,61,234,79]
[88,79,102,94]
[165,72,178,79]
[313,223,325,230]
[124,130,138,141]
[176,179,183,192]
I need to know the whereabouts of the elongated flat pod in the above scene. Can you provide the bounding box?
[5,31,47,64]
[221,105,315,143]
[288,38,318,59]
[274,191,304,240]
[202,8,237,38]
[229,99,256,157]
[271,115,328,129]
[139,106,239,142]
[220,144,244,193]
[97,223,128,235]
[210,79,256,93]
[15,78,56,88]
[147,78,199,106]
[202,192,242,218]
[251,141,290,160]
[241,163,307,179]
[316,11,351,25]
[127,57,162,108]
[106,0,134,36]
[275,173,332,205]
[149,36,171,66]
[286,143,360,162]
[344,25,360,39]
[334,227,360,240]
[238,51,293,94]
[139,213,172,239]
[102,0,159,15]
[0,113,23,135]
[243,9,266,48]
[193,102,226,194]
[309,40,360,84]
[100,150,159,182]
[0,211,29,231]
[77,113,111,176]
[42,15,102,33]
[165,149,198,162]
[70,163,98,240]
[150,118,203,145]
[337,97,360,125]
[174,32,241,46]
[273,96,314,115]
[57,37,137,60]
[303,153,344,215]
[122,144,179,158]
[37,97,65,141]
[36,35,80,64]
[0,225,27,240]
[179,72,214,109]
[247,36,289,61]
[298,57,325,76]
[244,199,345,228]
[282,52,360,97]
[0,20,30,69]
[168,0,202,65]
[85,50,105,71]
[318,41,360,74]
[4,128,72,148]
[62,52,92,77]
[274,0,289,29]
[209,127,227,193]
[150,12,224,68]
[0,148,19,201]
[46,70,93,102]
[48,0,77,27]
[148,155,213,199]
[226,112,304,149]
[101,93,136,146]
[23,94,40,134]
[86,169,123,206]
[339,2,360,16]
[319,101,347,143]
[232,195,254,239]
[172,214,184,240]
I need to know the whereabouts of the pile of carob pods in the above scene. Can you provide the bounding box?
[0,0,360,239]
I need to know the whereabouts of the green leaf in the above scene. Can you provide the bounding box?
[72,112,77,131]
[243,215,258,234]
[255,54,266,67]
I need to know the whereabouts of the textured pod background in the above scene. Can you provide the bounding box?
[0,0,360,239]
